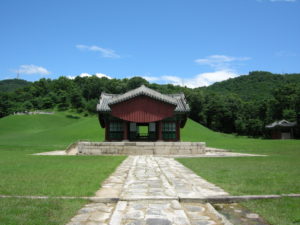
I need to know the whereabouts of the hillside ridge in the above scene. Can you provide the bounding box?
[204,71,300,100]
[0,79,31,93]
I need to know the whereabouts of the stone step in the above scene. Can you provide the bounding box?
[67,141,209,156]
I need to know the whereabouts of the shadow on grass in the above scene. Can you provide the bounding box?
[66,115,81,119]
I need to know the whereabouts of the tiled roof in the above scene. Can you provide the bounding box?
[166,93,190,112]
[108,85,177,106]
[97,85,190,113]
[265,120,297,128]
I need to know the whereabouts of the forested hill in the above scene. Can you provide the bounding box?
[0,72,299,138]
[0,79,31,93]
[203,71,300,101]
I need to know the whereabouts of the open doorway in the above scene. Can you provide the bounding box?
[129,122,156,141]
[137,123,149,140]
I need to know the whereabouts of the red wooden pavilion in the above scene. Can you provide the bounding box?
[97,85,190,141]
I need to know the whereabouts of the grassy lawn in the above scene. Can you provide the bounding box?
[241,198,300,225]
[0,150,125,196]
[0,113,122,224]
[179,119,300,195]
[177,154,300,195]
[181,119,299,155]
[179,119,300,225]
[1,113,299,225]
[0,112,104,151]
[0,198,86,225]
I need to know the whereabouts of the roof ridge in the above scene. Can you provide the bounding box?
[108,85,177,105]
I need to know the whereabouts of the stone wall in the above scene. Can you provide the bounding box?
[71,141,206,156]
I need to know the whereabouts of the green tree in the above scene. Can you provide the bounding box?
[126,77,149,90]
[283,109,297,122]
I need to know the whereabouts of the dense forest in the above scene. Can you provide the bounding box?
[0,71,299,138]
[0,79,31,93]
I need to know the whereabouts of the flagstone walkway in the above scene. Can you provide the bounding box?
[66,156,232,225]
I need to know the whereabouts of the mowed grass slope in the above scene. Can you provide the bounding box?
[180,119,300,225]
[180,119,300,195]
[2,113,297,155]
[1,114,299,225]
[0,113,124,197]
[182,119,299,155]
[0,113,104,151]
[0,113,122,225]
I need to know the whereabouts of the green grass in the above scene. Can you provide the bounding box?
[0,150,125,196]
[0,198,86,225]
[0,113,122,224]
[181,119,300,155]
[179,119,300,225]
[242,198,300,225]
[0,112,104,151]
[1,113,300,225]
[177,155,300,195]
[0,113,123,197]
[179,119,300,195]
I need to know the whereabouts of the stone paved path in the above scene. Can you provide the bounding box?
[67,156,231,225]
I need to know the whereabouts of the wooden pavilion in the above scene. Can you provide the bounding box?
[97,85,190,141]
[265,120,297,139]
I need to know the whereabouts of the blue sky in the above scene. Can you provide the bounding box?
[0,0,299,87]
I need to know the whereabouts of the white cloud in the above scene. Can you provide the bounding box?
[163,70,237,88]
[77,73,91,78]
[141,76,160,82]
[95,73,112,79]
[67,72,112,80]
[144,70,237,88]
[15,64,50,75]
[196,70,237,86]
[76,44,120,58]
[161,75,185,85]
[66,71,236,88]
[195,55,251,70]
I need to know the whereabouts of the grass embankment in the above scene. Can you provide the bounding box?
[0,113,123,225]
[179,119,300,225]
[0,112,104,151]
[181,119,299,154]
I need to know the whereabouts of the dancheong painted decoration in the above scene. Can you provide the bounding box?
[97,85,190,141]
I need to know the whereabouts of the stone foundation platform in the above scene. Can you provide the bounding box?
[66,141,208,156]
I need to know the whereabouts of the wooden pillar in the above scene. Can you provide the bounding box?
[123,121,128,140]
[105,121,110,141]
[176,121,180,141]
[158,121,163,141]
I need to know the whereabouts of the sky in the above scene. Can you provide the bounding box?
[0,0,299,88]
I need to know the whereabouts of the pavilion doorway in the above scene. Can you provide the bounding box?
[129,122,157,141]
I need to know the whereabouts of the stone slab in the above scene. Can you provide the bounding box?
[73,141,207,156]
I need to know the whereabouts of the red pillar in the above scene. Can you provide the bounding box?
[105,121,110,141]
[176,121,180,141]
[158,121,163,141]
[123,121,128,140]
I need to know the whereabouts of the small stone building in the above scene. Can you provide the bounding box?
[265,120,297,139]
[97,85,190,141]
